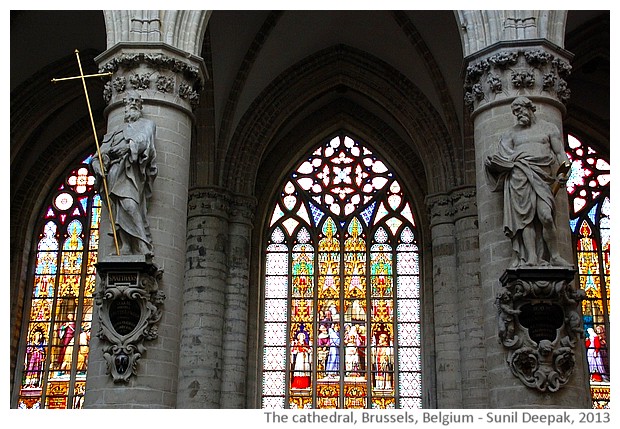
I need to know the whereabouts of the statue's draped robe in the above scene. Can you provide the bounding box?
[93,118,157,250]
[485,136,555,261]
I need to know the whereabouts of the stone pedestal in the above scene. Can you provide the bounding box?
[497,267,584,392]
[94,255,165,383]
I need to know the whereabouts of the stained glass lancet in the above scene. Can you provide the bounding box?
[18,155,100,409]
[262,135,422,408]
[565,134,610,408]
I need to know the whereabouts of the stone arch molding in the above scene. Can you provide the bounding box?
[456,10,568,57]
[224,45,458,197]
[103,10,211,56]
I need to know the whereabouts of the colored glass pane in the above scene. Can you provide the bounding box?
[566,135,610,409]
[262,134,421,408]
[18,154,99,409]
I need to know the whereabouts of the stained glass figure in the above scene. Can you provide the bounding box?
[566,135,610,408]
[18,155,100,409]
[262,134,421,408]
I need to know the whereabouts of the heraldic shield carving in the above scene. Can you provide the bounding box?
[95,256,165,382]
[496,268,585,392]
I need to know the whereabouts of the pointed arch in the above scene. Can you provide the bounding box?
[261,134,422,408]
[223,45,459,196]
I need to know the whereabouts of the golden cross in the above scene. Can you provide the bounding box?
[52,49,120,255]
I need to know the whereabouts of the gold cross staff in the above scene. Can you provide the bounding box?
[52,49,119,255]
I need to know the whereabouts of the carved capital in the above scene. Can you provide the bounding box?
[450,186,477,221]
[496,267,584,392]
[230,194,258,225]
[95,256,165,382]
[464,43,573,116]
[425,193,454,227]
[188,187,257,224]
[426,186,477,226]
[187,187,231,219]
[96,43,207,111]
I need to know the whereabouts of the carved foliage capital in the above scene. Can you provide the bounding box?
[99,51,203,109]
[464,47,572,112]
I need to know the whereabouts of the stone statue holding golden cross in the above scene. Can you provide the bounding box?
[53,49,158,257]
[52,49,118,254]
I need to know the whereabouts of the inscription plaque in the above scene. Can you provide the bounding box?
[519,302,564,342]
[109,298,141,336]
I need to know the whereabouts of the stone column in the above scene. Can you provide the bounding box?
[451,186,487,408]
[425,193,462,408]
[220,194,256,408]
[178,187,230,408]
[465,41,590,408]
[85,44,205,408]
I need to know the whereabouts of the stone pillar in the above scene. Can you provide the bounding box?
[220,195,256,408]
[85,44,206,408]
[465,41,590,408]
[425,193,462,408]
[178,187,230,408]
[451,186,487,408]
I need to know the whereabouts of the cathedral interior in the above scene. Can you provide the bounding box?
[10,10,610,409]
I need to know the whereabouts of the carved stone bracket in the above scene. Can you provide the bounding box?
[496,267,585,392]
[95,255,165,383]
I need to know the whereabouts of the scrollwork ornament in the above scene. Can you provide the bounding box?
[95,263,165,382]
[498,268,585,392]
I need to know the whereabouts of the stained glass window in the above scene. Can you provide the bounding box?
[262,135,421,409]
[565,134,610,408]
[18,155,100,409]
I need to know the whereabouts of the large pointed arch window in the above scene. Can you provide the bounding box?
[17,154,100,409]
[261,135,421,409]
[565,134,610,408]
